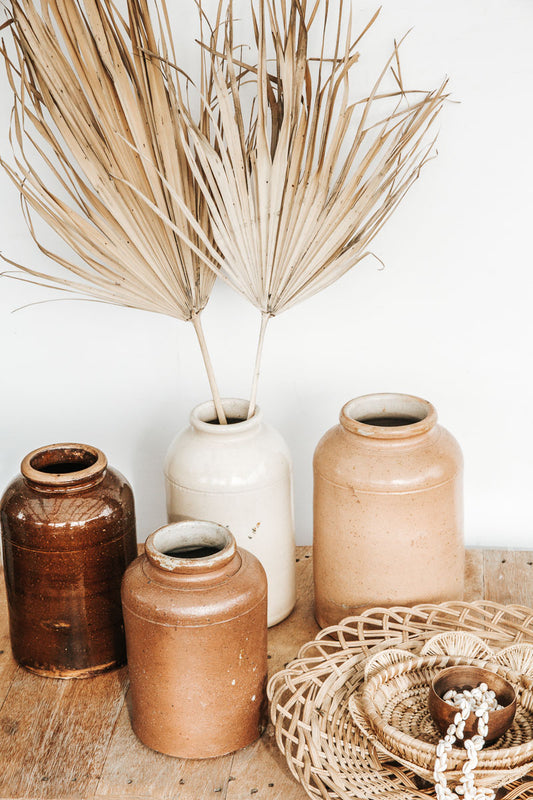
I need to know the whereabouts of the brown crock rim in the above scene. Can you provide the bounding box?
[21,443,107,488]
[145,520,237,574]
[340,393,438,439]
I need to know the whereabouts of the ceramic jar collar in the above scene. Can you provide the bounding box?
[340,393,437,439]
[190,398,262,435]
[21,443,107,492]
[145,520,238,578]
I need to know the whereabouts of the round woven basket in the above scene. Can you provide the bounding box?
[267,601,533,800]
[354,653,533,787]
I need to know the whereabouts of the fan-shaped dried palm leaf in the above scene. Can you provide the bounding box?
[145,0,448,416]
[1,0,227,422]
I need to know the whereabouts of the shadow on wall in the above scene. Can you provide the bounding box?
[130,401,183,543]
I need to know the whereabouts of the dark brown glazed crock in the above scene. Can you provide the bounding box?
[121,520,268,759]
[0,443,137,678]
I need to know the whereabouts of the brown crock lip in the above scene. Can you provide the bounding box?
[21,443,107,487]
[145,520,237,574]
[340,393,438,439]
[190,398,262,435]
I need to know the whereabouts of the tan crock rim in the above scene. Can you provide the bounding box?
[340,393,438,439]
[145,520,237,574]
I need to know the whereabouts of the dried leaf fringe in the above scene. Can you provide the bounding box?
[153,0,449,416]
[1,0,449,421]
[1,0,227,422]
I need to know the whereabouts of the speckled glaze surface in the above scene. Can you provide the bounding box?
[313,394,464,627]
[164,398,296,627]
[0,443,137,677]
[121,520,268,759]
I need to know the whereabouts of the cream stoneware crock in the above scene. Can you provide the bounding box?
[164,398,296,627]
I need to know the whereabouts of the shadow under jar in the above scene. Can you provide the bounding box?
[313,393,464,627]
[0,443,137,677]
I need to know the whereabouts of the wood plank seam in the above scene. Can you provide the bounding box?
[222,753,235,800]
[0,663,20,716]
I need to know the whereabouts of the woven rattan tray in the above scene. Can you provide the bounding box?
[267,601,533,800]
[352,652,533,787]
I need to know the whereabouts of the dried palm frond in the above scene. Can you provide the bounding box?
[150,0,448,416]
[1,0,227,422]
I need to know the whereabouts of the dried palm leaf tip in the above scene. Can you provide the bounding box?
[1,0,448,421]
[0,0,227,422]
[161,0,448,416]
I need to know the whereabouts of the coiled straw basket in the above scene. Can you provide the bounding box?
[267,602,533,800]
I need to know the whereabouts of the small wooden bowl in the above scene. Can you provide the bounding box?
[428,666,516,745]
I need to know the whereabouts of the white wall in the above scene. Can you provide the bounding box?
[1,0,532,546]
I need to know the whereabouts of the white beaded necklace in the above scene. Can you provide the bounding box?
[433,682,503,800]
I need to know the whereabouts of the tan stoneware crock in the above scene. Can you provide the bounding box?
[121,519,268,759]
[313,393,464,627]
[0,443,137,677]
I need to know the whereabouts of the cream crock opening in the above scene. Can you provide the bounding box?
[191,398,261,434]
[340,394,437,438]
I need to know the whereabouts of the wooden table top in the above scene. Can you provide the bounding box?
[0,546,531,799]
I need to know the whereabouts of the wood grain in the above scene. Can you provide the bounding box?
[464,548,484,602]
[0,668,127,798]
[96,696,232,799]
[0,575,17,706]
[483,550,533,607]
[0,547,531,800]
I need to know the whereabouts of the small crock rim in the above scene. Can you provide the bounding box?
[340,393,438,439]
[21,443,107,487]
[145,520,237,574]
[190,397,262,435]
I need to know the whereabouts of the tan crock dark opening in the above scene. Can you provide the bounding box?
[146,521,237,574]
[340,393,438,439]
